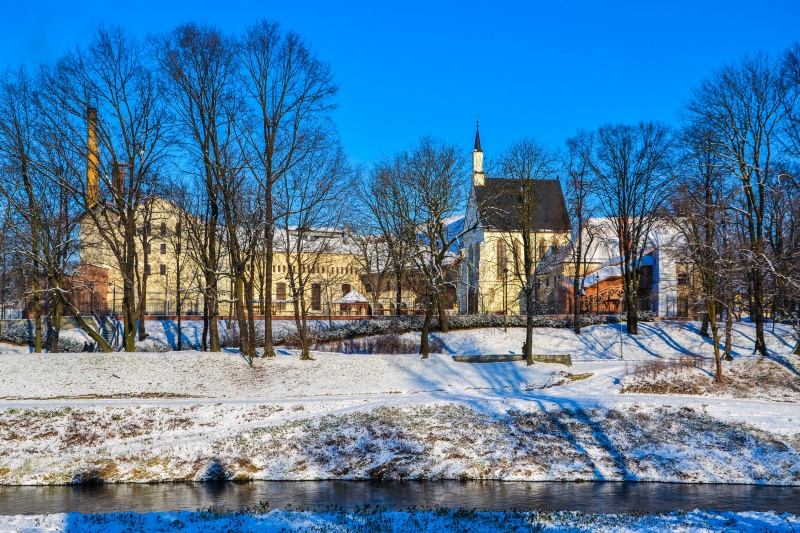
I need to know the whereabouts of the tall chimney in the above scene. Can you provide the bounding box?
[86,107,100,208]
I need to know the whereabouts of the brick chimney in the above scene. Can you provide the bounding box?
[86,107,100,207]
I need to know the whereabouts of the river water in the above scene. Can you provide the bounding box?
[1,481,799,515]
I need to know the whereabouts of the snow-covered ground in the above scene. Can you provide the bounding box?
[3,509,799,532]
[0,322,797,487]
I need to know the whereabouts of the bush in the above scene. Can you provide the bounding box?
[134,338,172,352]
[219,322,240,348]
[310,333,445,354]
[0,320,42,346]
[56,335,88,353]
[274,314,626,346]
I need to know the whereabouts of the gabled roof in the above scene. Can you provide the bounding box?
[333,290,369,304]
[474,178,571,233]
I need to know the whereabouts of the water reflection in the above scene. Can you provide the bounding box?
[1,481,798,516]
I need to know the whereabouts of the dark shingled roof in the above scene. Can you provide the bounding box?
[474,178,571,232]
[474,126,482,152]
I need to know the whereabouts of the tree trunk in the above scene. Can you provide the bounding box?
[724,300,734,361]
[122,276,137,352]
[201,295,208,352]
[573,276,582,335]
[137,251,149,341]
[525,287,535,366]
[707,297,723,383]
[626,298,638,335]
[234,275,254,364]
[49,299,62,352]
[207,274,220,352]
[294,300,311,360]
[752,266,767,356]
[395,271,403,315]
[32,268,42,353]
[437,294,449,333]
[176,291,183,352]
[420,301,434,359]
[245,267,257,357]
[51,286,112,352]
[263,214,275,357]
[137,289,148,340]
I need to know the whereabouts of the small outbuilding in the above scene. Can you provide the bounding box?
[333,290,370,316]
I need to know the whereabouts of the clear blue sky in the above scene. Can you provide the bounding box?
[2,0,799,165]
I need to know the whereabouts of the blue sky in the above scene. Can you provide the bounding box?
[2,0,799,165]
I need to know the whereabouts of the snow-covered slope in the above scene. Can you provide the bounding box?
[0,322,797,486]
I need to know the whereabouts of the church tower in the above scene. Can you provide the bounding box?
[471,121,485,186]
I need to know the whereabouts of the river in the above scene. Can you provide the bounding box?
[2,481,799,515]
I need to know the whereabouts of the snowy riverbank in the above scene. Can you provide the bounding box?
[3,508,799,532]
[0,322,797,486]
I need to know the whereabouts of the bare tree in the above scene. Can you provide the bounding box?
[586,122,674,335]
[783,43,800,159]
[495,137,560,364]
[276,135,348,360]
[0,67,110,351]
[218,169,262,362]
[686,53,799,355]
[564,131,598,334]
[152,22,241,353]
[381,137,470,358]
[39,26,171,352]
[350,168,413,316]
[358,160,414,316]
[672,126,736,381]
[157,182,201,351]
[238,19,339,357]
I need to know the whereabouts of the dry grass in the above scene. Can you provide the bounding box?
[621,355,800,401]
[0,392,195,401]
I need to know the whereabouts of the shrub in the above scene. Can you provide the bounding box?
[310,333,445,354]
[219,322,240,348]
[134,339,172,353]
[629,355,705,380]
[274,314,622,346]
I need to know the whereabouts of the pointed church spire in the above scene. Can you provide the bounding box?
[471,118,484,186]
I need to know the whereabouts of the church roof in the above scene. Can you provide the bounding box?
[474,178,571,233]
[474,126,482,152]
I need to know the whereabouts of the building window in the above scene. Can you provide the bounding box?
[144,264,151,275]
[677,272,689,286]
[311,283,321,311]
[496,240,507,280]
[145,243,152,254]
[160,264,166,275]
[160,222,167,236]
[144,222,151,235]
[342,284,351,297]
[160,243,167,254]
[514,241,522,275]
[275,283,286,311]
[175,222,181,234]
[175,243,181,254]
